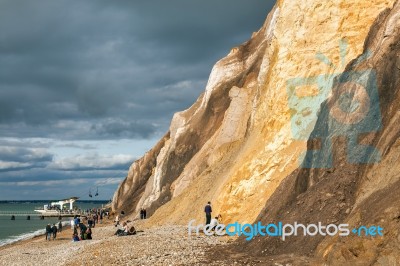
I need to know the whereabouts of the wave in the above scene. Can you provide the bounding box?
[0,221,70,247]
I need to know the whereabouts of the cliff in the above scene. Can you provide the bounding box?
[238,1,400,264]
[112,0,400,262]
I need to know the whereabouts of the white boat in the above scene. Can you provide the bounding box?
[34,197,78,216]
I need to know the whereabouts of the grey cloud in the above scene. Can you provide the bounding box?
[54,142,97,150]
[0,146,53,172]
[0,0,275,199]
[0,0,274,140]
[0,147,53,163]
[91,119,157,139]
[0,167,127,183]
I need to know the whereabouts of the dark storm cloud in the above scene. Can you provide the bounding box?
[0,165,127,183]
[0,139,133,173]
[0,0,274,140]
[0,1,275,199]
[0,148,132,200]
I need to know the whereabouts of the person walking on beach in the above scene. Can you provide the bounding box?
[45,224,52,241]
[143,208,147,219]
[140,208,144,219]
[52,224,57,240]
[204,202,212,225]
[88,217,93,228]
[58,221,62,233]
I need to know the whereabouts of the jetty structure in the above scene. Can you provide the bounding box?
[34,197,79,217]
[0,197,80,220]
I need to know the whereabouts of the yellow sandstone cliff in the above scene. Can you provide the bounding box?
[112,0,396,229]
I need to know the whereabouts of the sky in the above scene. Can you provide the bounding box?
[0,0,275,200]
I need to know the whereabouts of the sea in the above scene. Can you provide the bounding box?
[0,200,108,247]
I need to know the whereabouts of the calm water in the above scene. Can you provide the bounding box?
[0,201,108,246]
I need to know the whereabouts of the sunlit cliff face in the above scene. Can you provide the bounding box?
[112,0,395,227]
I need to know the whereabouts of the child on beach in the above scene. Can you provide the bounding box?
[72,233,80,242]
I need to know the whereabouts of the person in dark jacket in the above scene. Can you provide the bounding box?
[79,222,87,240]
[45,224,52,241]
[204,202,212,225]
[58,221,62,233]
[88,218,93,228]
[52,224,58,240]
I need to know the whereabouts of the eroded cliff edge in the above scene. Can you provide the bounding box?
[113,0,396,230]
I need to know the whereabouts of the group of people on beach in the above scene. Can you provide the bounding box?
[45,221,62,241]
[68,208,109,242]
[71,214,95,242]
[43,202,219,242]
[139,208,147,219]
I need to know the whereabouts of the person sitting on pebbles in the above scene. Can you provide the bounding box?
[114,221,127,236]
[86,227,92,240]
[114,221,136,236]
[209,214,223,232]
[72,233,80,242]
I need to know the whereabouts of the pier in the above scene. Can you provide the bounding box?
[0,211,79,219]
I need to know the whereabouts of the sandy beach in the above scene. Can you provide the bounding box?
[0,219,236,266]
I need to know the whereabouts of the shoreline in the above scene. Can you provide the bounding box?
[0,218,234,266]
[0,220,72,249]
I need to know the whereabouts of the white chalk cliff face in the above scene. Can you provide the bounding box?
[112,0,396,229]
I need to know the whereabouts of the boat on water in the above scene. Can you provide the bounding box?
[34,197,79,217]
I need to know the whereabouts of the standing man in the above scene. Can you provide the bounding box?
[58,221,62,233]
[52,224,57,240]
[204,201,212,225]
[45,224,52,241]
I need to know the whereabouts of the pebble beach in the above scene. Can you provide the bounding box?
[0,220,233,266]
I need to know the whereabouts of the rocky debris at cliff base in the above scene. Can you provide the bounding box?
[66,224,318,265]
[66,225,233,266]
